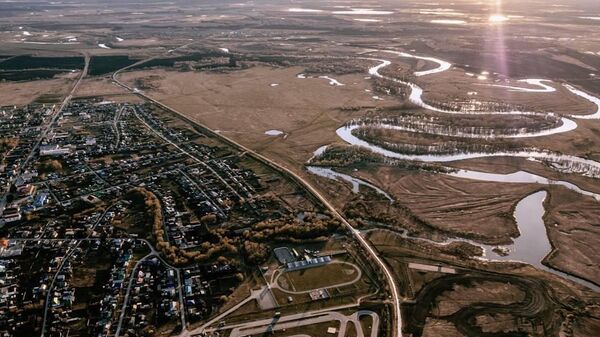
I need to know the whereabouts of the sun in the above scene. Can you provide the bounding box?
[489,14,509,23]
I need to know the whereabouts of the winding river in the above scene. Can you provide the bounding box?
[336,124,600,177]
[564,84,600,119]
[307,49,600,290]
[342,50,600,176]
[366,58,581,135]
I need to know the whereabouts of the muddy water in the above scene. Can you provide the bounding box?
[483,192,551,263]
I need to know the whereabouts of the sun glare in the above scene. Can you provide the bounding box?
[489,14,509,23]
[489,0,509,24]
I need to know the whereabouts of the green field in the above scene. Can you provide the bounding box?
[278,262,360,292]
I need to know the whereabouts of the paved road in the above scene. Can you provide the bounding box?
[112,250,186,335]
[23,233,184,336]
[113,105,125,147]
[178,168,225,217]
[351,310,380,337]
[0,53,90,217]
[219,308,379,337]
[112,52,403,337]
[22,53,90,170]
[175,266,187,329]
[186,295,368,337]
[181,286,270,337]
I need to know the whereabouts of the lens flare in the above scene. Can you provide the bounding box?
[484,0,509,80]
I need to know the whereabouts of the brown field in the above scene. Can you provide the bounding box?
[0,77,74,106]
[433,281,525,316]
[351,166,536,244]
[421,319,465,337]
[525,118,600,163]
[1,0,599,334]
[71,267,97,287]
[74,77,144,103]
[572,311,600,337]
[544,187,600,285]
[474,312,520,334]
[118,66,398,171]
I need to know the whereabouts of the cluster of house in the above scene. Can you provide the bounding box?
[0,102,176,223]
[90,240,136,337]
[181,263,239,323]
[3,240,75,336]
[38,101,127,158]
[40,239,139,337]
[143,162,258,252]
[0,98,290,335]
[0,104,52,193]
[1,182,48,224]
[117,256,181,336]
[0,257,19,332]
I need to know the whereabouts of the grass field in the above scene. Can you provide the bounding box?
[277,261,361,292]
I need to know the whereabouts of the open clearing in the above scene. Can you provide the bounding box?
[0,77,74,106]
[119,66,398,171]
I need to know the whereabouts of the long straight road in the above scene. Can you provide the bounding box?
[0,53,90,216]
[22,53,90,170]
[112,53,402,337]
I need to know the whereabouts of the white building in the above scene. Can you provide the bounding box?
[40,144,71,156]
